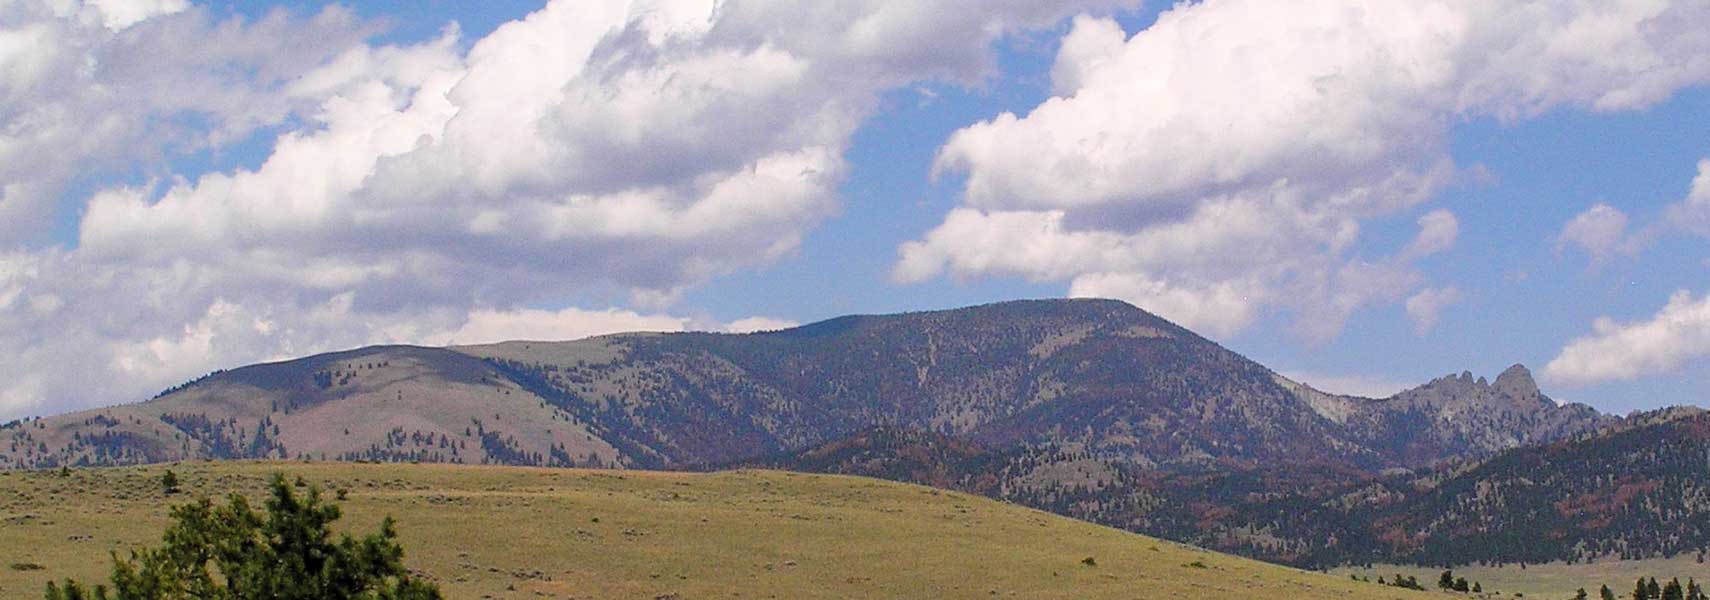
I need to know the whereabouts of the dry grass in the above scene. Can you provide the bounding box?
[0,461,1427,599]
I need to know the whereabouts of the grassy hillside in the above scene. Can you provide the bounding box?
[0,462,1423,600]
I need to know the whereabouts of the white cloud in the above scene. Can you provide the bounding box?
[71,0,1142,302]
[1557,203,1635,262]
[1071,272,1266,339]
[423,307,798,345]
[723,316,800,333]
[1404,210,1460,259]
[900,193,1456,340]
[427,307,693,346]
[0,1,375,245]
[904,0,1710,339]
[1670,158,1710,236]
[1545,290,1710,386]
[0,0,1138,419]
[1405,286,1463,336]
[86,0,189,30]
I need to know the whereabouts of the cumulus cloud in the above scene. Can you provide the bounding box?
[903,0,1710,338]
[1404,210,1461,259]
[1557,203,1640,263]
[85,0,189,30]
[1405,286,1463,336]
[1545,290,1710,386]
[0,0,1136,419]
[0,1,375,244]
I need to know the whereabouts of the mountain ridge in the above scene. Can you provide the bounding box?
[755,405,1710,567]
[2,298,1610,473]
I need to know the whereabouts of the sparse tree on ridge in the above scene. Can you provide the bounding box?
[1665,578,1685,600]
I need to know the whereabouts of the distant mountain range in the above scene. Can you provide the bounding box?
[4,298,1699,568]
[753,407,1710,568]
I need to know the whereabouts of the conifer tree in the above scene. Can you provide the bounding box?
[159,470,180,495]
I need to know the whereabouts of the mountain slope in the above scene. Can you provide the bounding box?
[1,344,623,469]
[1354,407,1710,566]
[757,409,1710,569]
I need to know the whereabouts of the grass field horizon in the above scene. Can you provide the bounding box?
[0,461,1435,599]
[1336,558,1710,600]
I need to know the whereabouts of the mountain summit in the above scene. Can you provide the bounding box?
[1492,363,1543,402]
[1330,362,1609,466]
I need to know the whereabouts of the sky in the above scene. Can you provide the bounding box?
[1,0,1708,421]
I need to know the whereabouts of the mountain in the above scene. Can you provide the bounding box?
[0,298,1633,567]
[1294,364,1615,468]
[3,299,1602,473]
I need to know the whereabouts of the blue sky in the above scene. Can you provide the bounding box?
[2,0,1707,419]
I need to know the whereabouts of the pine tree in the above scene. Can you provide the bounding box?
[1665,578,1685,600]
[1577,588,1589,600]
[1455,577,1470,593]
[44,473,440,600]
[159,470,180,495]
[1440,570,1456,590]
[1643,578,1658,600]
